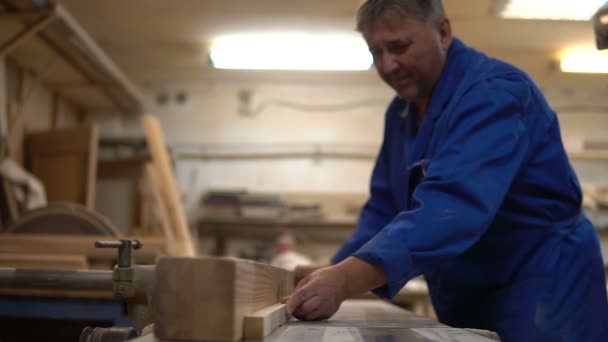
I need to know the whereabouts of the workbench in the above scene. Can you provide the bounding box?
[131,300,500,341]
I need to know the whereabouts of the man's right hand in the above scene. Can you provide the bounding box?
[293,264,328,287]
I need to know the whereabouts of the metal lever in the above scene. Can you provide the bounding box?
[95,240,142,268]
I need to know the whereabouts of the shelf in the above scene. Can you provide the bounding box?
[0,1,145,114]
[568,151,608,160]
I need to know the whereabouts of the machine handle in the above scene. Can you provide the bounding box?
[95,240,142,268]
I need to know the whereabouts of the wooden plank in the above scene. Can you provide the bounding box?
[153,257,293,342]
[51,92,59,129]
[243,303,287,340]
[0,252,88,270]
[0,234,165,265]
[7,102,24,165]
[26,126,99,209]
[568,151,608,160]
[0,56,6,138]
[0,288,113,299]
[145,163,176,255]
[0,177,19,222]
[142,115,195,256]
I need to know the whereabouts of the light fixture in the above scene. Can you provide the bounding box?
[209,32,373,71]
[559,45,608,73]
[496,0,606,21]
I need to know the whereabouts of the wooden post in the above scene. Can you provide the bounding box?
[51,92,60,129]
[0,56,6,139]
[141,115,195,256]
[144,163,176,255]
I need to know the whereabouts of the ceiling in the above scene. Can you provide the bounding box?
[14,1,608,92]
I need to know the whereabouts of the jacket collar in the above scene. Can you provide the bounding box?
[424,37,469,121]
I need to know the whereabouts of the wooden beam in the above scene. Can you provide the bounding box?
[152,257,293,342]
[46,81,121,89]
[142,115,195,256]
[243,303,288,340]
[53,3,145,111]
[85,126,99,209]
[51,92,59,129]
[0,11,57,55]
[36,32,131,114]
[144,163,176,255]
[0,57,6,139]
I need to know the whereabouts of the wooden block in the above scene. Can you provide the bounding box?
[0,252,88,270]
[243,303,287,340]
[153,257,293,342]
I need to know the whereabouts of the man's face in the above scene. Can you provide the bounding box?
[364,12,452,102]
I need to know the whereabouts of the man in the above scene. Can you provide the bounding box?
[284,1,608,341]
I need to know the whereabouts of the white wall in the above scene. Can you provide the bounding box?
[136,81,394,216]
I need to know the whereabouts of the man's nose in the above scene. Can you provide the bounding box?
[378,54,399,74]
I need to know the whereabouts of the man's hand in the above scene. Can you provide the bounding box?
[293,264,328,287]
[285,265,347,321]
[284,257,387,321]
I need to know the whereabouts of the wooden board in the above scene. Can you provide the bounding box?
[25,126,98,209]
[142,115,195,256]
[153,257,293,342]
[0,252,88,269]
[243,303,287,340]
[0,233,165,265]
[144,163,176,255]
[7,102,24,166]
[0,176,19,225]
[0,56,6,137]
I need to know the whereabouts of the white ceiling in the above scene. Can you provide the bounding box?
[57,0,606,90]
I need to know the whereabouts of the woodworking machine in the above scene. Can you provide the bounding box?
[0,239,155,342]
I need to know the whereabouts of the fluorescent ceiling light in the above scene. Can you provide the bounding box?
[560,46,608,73]
[498,0,606,21]
[209,32,373,71]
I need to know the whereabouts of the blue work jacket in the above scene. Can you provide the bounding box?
[332,38,608,341]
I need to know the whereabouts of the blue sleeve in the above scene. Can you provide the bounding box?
[353,77,532,299]
[331,101,401,264]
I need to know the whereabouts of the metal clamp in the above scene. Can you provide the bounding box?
[95,240,142,268]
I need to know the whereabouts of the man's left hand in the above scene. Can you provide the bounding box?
[284,265,347,321]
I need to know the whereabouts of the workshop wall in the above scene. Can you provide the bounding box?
[96,81,393,216]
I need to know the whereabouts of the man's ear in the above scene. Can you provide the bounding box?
[437,16,453,51]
